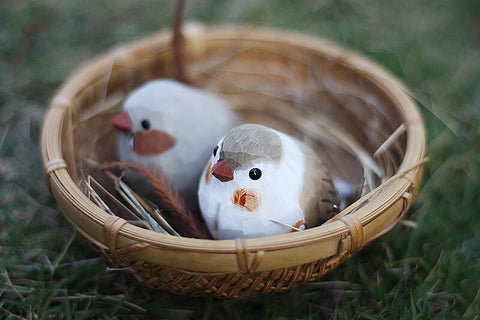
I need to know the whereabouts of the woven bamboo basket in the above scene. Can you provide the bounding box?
[41,26,426,299]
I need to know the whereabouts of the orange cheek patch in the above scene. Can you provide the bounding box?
[232,189,260,212]
[133,130,177,156]
[204,159,212,185]
[290,220,306,232]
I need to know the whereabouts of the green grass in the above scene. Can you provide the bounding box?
[1,0,480,318]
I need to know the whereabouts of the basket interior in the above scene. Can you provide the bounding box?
[65,33,406,209]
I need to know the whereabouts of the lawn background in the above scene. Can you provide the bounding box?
[1,0,479,319]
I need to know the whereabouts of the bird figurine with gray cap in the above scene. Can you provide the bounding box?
[111,79,240,199]
[198,123,339,240]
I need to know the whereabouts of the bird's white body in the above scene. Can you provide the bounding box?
[113,79,240,198]
[198,124,338,240]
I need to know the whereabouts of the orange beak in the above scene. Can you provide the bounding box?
[111,111,132,133]
[211,160,234,182]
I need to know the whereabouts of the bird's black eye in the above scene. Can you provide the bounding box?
[141,119,151,130]
[213,146,219,157]
[249,168,262,180]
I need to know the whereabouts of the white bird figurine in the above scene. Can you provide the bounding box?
[198,123,339,240]
[111,79,240,198]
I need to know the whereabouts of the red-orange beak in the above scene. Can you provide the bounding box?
[211,160,234,182]
[111,111,132,133]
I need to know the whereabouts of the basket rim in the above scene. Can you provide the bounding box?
[41,25,426,272]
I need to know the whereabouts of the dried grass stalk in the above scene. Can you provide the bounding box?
[99,161,212,239]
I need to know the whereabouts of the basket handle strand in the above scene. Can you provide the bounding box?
[171,0,190,84]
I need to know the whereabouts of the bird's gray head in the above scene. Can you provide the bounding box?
[219,124,283,171]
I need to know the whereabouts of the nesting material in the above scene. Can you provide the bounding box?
[198,123,338,239]
[97,161,212,239]
[41,26,426,298]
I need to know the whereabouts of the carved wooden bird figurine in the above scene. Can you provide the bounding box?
[111,79,240,198]
[198,124,339,240]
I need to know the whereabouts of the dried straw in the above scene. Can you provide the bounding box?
[99,161,211,239]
